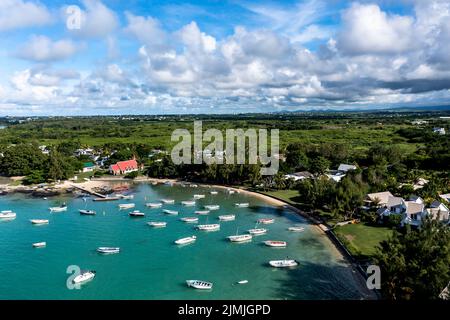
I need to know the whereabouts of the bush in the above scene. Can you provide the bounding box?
[124,171,139,179]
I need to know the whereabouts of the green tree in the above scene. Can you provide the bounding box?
[309,156,331,175]
[375,218,450,300]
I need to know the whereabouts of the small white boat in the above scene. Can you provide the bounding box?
[195,210,210,215]
[288,226,305,232]
[164,181,173,186]
[186,279,212,290]
[180,217,199,223]
[218,214,235,221]
[79,209,96,215]
[237,280,248,284]
[197,224,220,231]
[204,205,220,210]
[258,218,275,224]
[210,191,218,195]
[97,247,120,254]
[30,219,49,225]
[163,209,178,215]
[32,242,46,248]
[181,200,196,206]
[264,240,287,248]
[49,206,67,212]
[248,228,267,235]
[117,194,134,199]
[161,199,175,204]
[175,236,196,245]
[129,210,145,217]
[0,210,16,219]
[227,189,236,194]
[147,221,167,228]
[73,270,96,284]
[119,203,135,209]
[269,259,298,268]
[235,203,249,208]
[146,202,162,208]
[193,194,205,199]
[228,234,252,242]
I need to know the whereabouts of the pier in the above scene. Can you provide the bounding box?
[70,184,106,198]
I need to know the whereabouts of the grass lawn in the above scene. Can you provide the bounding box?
[333,223,394,260]
[261,189,302,206]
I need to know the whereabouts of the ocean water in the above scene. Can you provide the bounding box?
[0,183,370,300]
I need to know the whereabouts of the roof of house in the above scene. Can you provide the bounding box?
[83,162,95,168]
[116,159,138,172]
[338,164,357,172]
[293,171,314,178]
[366,191,394,205]
[405,201,424,214]
[427,208,450,220]
[408,195,424,203]
[387,196,404,208]
[430,200,450,212]
[439,193,450,203]
[110,164,120,172]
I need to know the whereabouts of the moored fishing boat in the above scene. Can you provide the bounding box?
[163,209,178,215]
[146,202,162,208]
[0,210,16,219]
[180,217,199,223]
[119,203,135,209]
[30,219,49,225]
[218,214,235,221]
[97,247,120,254]
[235,203,249,208]
[32,242,46,248]
[193,194,205,199]
[147,221,167,227]
[79,209,96,215]
[186,280,212,290]
[161,199,175,204]
[228,234,252,242]
[49,205,67,212]
[117,194,134,199]
[227,189,235,194]
[237,280,248,284]
[264,240,287,248]
[248,228,267,235]
[73,270,96,284]
[175,236,196,245]
[197,224,220,231]
[204,204,220,210]
[129,210,145,217]
[257,218,275,224]
[195,210,210,215]
[210,191,218,195]
[181,200,196,206]
[269,259,298,268]
[288,226,305,232]
[93,196,119,202]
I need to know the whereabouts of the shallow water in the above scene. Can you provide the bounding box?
[0,183,370,299]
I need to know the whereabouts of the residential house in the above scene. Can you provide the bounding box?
[75,148,94,157]
[433,127,446,135]
[439,193,450,203]
[364,191,394,207]
[376,196,406,217]
[38,145,50,155]
[82,162,96,173]
[109,159,139,175]
[284,171,314,182]
[408,195,424,204]
[402,201,427,227]
[326,170,346,182]
[337,164,357,172]
[426,201,450,223]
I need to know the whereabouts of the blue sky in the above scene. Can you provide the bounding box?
[0,0,449,115]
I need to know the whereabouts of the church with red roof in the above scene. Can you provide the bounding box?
[109,158,139,175]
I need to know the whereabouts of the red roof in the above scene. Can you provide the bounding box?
[110,164,120,172]
[117,159,138,172]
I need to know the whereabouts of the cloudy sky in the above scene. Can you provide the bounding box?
[0,0,449,115]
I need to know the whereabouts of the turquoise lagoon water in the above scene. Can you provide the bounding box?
[0,183,371,300]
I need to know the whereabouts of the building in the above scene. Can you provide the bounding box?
[284,171,314,182]
[401,201,427,227]
[364,191,394,207]
[109,159,139,175]
[433,127,446,135]
[337,164,357,172]
[82,162,96,173]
